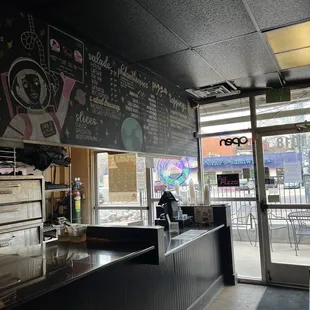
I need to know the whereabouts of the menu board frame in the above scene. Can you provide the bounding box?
[0,8,197,157]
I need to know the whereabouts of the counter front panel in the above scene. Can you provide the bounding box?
[8,226,224,310]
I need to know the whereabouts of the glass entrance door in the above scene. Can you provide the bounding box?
[257,129,310,286]
[202,134,262,280]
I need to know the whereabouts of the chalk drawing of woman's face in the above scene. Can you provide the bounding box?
[9,59,51,110]
[14,68,48,110]
[22,74,41,103]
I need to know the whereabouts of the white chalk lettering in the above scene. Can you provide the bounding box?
[152,82,168,95]
[169,94,186,112]
[89,96,121,112]
[118,64,149,88]
[76,111,98,126]
[88,52,112,70]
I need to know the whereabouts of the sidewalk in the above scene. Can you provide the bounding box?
[234,241,310,279]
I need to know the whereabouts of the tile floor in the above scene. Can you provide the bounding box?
[205,284,266,310]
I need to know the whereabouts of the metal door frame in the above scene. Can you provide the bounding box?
[255,122,310,287]
[198,93,310,286]
[199,96,264,283]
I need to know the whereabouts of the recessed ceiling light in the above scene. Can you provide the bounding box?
[266,21,310,53]
[266,21,310,70]
[276,47,310,70]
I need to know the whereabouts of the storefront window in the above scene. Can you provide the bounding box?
[256,87,310,127]
[199,98,250,134]
[262,132,310,204]
[98,209,148,225]
[198,88,310,280]
[152,157,198,204]
[96,152,147,225]
[202,133,255,199]
[97,152,146,205]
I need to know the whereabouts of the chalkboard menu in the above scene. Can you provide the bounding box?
[0,9,197,157]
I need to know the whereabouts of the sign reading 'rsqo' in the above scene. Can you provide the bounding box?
[217,174,240,187]
[219,136,248,147]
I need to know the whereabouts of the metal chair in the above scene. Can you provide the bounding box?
[268,211,292,252]
[231,206,292,250]
[231,205,257,246]
[288,211,310,256]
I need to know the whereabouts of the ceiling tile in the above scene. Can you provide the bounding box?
[128,62,180,89]
[137,0,255,47]
[46,0,187,61]
[247,0,310,30]
[233,73,282,89]
[276,48,310,70]
[195,34,278,80]
[139,50,225,89]
[282,66,310,84]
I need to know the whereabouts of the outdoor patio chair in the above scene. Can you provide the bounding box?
[231,206,292,251]
[231,205,257,246]
[268,211,292,252]
[288,211,310,256]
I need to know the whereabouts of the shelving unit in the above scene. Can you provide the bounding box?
[0,174,45,294]
[0,148,17,172]
[0,142,75,242]
[43,146,72,242]
[43,225,57,233]
[45,187,71,193]
[44,147,72,219]
[0,141,26,175]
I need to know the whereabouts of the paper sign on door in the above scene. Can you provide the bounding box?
[284,162,302,183]
[268,195,280,203]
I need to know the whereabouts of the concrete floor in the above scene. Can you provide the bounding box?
[234,241,310,279]
[205,284,266,310]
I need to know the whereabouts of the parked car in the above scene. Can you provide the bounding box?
[284,182,301,189]
[154,181,167,192]
[265,177,278,189]
[239,179,255,191]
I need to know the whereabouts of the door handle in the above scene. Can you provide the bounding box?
[260,201,267,214]
[0,184,20,188]
[0,208,20,214]
[0,190,13,195]
[0,237,15,248]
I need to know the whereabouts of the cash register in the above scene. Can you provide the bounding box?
[158,191,179,219]
[155,191,193,229]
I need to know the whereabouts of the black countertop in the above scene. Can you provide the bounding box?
[2,225,224,309]
[165,225,224,256]
[3,243,154,309]
[164,225,224,256]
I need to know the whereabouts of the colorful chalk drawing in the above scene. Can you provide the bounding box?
[157,157,191,186]
[2,14,76,143]
[121,117,143,151]
[21,15,59,94]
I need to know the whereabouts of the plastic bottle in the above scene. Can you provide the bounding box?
[178,206,183,220]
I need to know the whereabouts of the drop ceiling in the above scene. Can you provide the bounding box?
[15,0,310,95]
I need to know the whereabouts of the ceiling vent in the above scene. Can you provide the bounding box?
[186,84,240,99]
